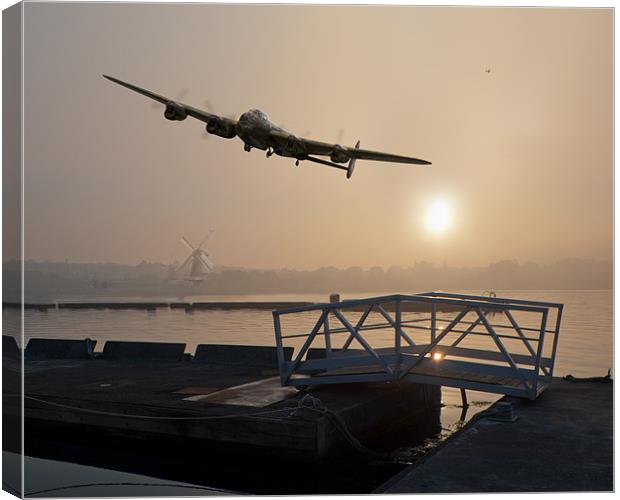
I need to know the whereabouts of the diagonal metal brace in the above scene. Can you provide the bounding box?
[450,314,484,347]
[341,304,374,351]
[334,309,394,376]
[284,309,329,383]
[477,309,532,390]
[405,307,472,372]
[376,305,416,347]
[504,310,549,377]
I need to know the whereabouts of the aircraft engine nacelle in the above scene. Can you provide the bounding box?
[164,102,188,121]
[206,117,237,139]
[330,144,350,164]
[285,135,307,158]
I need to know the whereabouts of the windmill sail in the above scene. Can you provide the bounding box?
[177,232,215,282]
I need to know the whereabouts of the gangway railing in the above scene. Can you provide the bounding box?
[272,292,563,400]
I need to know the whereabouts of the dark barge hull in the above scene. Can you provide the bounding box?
[5,344,441,453]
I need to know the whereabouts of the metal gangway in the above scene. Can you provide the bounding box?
[272,292,563,400]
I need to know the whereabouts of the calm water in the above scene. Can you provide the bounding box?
[8,289,612,378]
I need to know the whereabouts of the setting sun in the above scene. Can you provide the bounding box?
[425,199,453,234]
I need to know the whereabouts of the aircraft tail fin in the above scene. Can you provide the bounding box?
[347,140,361,179]
[305,141,361,179]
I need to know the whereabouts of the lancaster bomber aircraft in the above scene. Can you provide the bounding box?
[103,75,431,179]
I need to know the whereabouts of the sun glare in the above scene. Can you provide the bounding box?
[425,199,453,234]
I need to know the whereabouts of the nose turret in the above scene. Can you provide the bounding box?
[236,108,272,150]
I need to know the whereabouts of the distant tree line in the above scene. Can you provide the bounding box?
[2,258,612,303]
[192,259,612,294]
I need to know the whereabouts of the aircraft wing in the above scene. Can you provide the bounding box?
[102,75,235,126]
[346,147,431,165]
[269,130,431,165]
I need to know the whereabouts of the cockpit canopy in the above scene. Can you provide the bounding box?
[249,109,269,121]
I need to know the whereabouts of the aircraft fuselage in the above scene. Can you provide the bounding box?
[235,109,294,157]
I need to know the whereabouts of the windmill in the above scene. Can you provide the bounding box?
[177,231,215,282]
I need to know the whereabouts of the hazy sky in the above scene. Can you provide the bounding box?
[20,4,612,269]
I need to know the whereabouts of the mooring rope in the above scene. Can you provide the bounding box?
[14,394,296,421]
[289,393,392,460]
